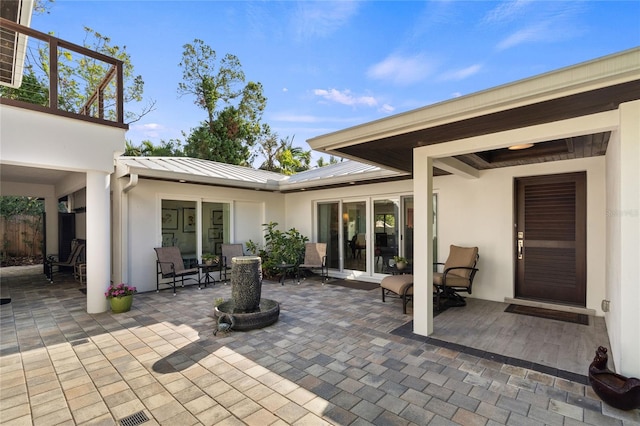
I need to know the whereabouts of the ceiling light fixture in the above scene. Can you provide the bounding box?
[508,143,534,150]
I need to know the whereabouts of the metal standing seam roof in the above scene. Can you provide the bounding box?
[116,157,408,191]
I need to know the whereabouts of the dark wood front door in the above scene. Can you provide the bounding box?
[515,172,586,306]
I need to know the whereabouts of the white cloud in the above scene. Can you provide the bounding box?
[282,87,288,92]
[130,123,167,138]
[379,104,395,114]
[367,54,435,85]
[272,114,323,123]
[451,92,463,98]
[293,1,359,40]
[313,88,378,107]
[271,112,367,124]
[483,0,534,24]
[489,2,585,51]
[439,64,483,81]
[496,21,568,50]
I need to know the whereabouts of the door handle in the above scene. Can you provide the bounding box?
[518,240,524,260]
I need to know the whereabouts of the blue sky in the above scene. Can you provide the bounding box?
[32,1,640,164]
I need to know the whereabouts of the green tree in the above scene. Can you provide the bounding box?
[51,27,154,123]
[178,39,267,165]
[0,67,49,105]
[256,127,280,172]
[276,136,311,175]
[316,155,341,168]
[257,134,311,174]
[124,140,184,157]
[3,23,154,124]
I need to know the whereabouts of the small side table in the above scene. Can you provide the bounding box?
[198,263,218,288]
[276,263,296,285]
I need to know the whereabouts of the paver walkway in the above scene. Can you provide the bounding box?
[1,266,638,425]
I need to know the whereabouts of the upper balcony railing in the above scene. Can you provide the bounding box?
[0,17,126,128]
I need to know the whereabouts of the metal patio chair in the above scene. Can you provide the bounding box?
[297,242,328,283]
[46,240,85,283]
[154,246,200,295]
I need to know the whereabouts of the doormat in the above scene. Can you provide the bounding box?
[505,304,588,325]
[327,279,379,291]
[0,298,11,305]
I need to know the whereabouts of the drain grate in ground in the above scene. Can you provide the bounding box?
[119,411,149,426]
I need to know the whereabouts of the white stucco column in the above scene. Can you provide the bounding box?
[618,100,640,377]
[413,150,434,336]
[86,171,110,313]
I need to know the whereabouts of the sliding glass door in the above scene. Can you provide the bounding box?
[201,202,231,256]
[343,201,367,272]
[373,199,399,273]
[315,195,428,277]
[161,200,197,266]
[317,202,340,269]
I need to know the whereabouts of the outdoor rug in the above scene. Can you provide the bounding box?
[0,298,10,305]
[505,304,589,325]
[326,279,379,291]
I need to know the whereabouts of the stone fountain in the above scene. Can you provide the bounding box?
[213,256,280,331]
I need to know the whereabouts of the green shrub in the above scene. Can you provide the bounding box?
[247,222,308,278]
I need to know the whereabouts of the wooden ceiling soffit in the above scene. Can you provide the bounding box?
[336,80,639,173]
[454,132,611,170]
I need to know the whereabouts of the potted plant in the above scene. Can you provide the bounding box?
[202,253,219,266]
[105,283,137,313]
[393,256,409,271]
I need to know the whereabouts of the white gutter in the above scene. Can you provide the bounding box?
[122,173,138,193]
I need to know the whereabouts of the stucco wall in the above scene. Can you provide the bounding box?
[606,100,640,377]
[0,105,125,173]
[433,157,606,314]
[123,179,285,293]
[284,158,606,314]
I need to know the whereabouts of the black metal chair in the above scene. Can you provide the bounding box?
[46,241,85,283]
[154,247,199,295]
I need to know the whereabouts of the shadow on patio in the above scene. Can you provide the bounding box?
[1,265,637,425]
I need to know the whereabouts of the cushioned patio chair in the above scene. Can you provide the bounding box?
[46,241,85,283]
[297,242,328,283]
[220,243,245,281]
[433,245,479,309]
[154,247,200,295]
[380,274,414,314]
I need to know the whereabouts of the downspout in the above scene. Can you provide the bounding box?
[120,174,138,285]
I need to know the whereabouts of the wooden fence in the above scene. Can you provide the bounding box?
[0,215,43,257]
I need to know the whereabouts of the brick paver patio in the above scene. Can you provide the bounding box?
[1,266,638,425]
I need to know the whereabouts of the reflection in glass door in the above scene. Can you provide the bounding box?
[374,199,399,273]
[402,196,414,265]
[343,201,367,272]
[202,202,230,256]
[161,199,197,267]
[317,202,340,269]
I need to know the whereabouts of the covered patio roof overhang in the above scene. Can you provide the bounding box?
[307,48,640,378]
